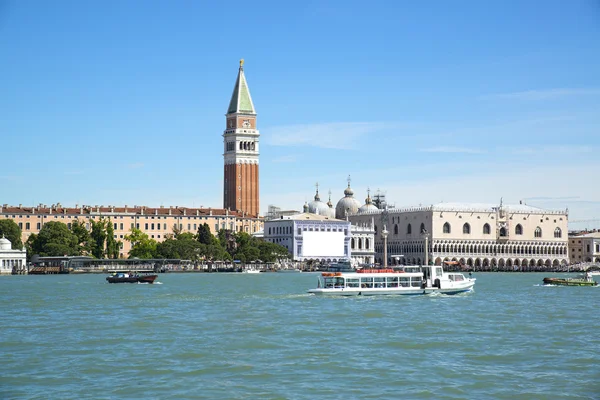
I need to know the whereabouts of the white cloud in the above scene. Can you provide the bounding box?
[484,88,600,101]
[420,146,485,154]
[508,145,595,155]
[264,122,389,150]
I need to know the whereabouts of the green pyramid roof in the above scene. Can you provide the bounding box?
[227,63,256,115]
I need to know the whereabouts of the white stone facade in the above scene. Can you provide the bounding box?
[568,232,600,264]
[264,213,351,262]
[0,237,27,275]
[349,202,569,270]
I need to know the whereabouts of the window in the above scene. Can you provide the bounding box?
[515,224,523,235]
[463,223,470,234]
[499,227,506,237]
[145,223,149,230]
[394,224,398,235]
[114,223,117,229]
[18,222,22,229]
[483,223,490,234]
[407,224,412,234]
[25,222,30,230]
[534,227,542,238]
[120,223,123,230]
[554,227,562,238]
[37,222,41,230]
[420,223,425,234]
[67,223,71,229]
[443,222,451,234]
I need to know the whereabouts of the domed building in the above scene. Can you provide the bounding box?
[358,189,379,214]
[0,236,27,275]
[335,178,362,219]
[307,187,331,217]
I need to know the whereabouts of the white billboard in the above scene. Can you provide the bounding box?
[302,231,345,257]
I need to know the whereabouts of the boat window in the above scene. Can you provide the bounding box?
[436,267,443,276]
[399,277,410,287]
[360,277,373,288]
[346,278,360,288]
[374,277,385,288]
[410,277,421,287]
[386,276,399,288]
[334,277,345,288]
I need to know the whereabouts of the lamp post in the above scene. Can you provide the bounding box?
[382,225,389,268]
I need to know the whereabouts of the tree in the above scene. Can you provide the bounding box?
[90,218,108,259]
[31,221,79,256]
[24,233,37,261]
[105,219,119,259]
[0,219,23,249]
[196,223,215,245]
[124,228,157,259]
[71,219,92,255]
[156,236,203,261]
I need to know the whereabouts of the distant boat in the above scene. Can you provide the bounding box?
[242,269,261,274]
[277,268,301,273]
[106,273,158,284]
[543,274,598,287]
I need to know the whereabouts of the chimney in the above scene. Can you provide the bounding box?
[209,207,212,216]
[19,204,22,208]
[183,208,186,216]
[155,209,158,215]
[169,208,172,216]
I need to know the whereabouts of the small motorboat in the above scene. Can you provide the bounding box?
[106,273,158,284]
[543,273,598,287]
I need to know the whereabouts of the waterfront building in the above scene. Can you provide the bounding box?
[568,231,600,263]
[0,203,263,258]
[263,213,351,262]
[349,200,569,269]
[0,236,26,275]
[223,59,260,217]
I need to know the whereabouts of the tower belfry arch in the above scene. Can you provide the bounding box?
[223,60,260,217]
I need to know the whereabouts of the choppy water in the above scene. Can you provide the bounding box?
[1,272,599,399]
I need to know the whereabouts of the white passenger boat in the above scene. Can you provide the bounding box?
[308,265,475,296]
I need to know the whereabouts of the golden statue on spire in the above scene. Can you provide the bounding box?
[240,58,244,68]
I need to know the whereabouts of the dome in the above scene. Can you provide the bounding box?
[358,190,379,213]
[0,236,11,251]
[335,179,361,219]
[307,189,330,216]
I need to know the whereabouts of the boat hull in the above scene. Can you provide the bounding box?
[543,277,597,287]
[106,275,158,284]
[307,283,475,296]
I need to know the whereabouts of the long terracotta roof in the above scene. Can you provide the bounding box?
[0,204,260,219]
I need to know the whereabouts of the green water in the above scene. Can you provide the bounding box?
[1,273,599,399]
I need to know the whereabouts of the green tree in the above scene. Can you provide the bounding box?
[196,223,215,245]
[0,219,23,249]
[105,219,119,259]
[124,228,157,259]
[32,221,79,256]
[156,236,203,261]
[90,218,108,258]
[24,233,37,261]
[70,219,92,255]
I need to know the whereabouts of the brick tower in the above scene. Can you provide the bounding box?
[223,59,260,217]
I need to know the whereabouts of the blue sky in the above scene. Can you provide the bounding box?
[1,0,599,229]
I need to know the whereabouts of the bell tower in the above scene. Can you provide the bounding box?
[223,59,260,217]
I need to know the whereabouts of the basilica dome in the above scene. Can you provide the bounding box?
[335,180,362,219]
[358,190,379,213]
[307,189,330,216]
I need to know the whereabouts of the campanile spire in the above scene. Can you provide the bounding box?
[223,60,260,217]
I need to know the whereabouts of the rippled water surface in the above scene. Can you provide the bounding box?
[1,272,599,399]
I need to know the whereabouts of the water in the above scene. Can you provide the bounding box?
[1,272,599,399]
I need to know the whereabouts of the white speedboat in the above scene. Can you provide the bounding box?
[242,269,261,274]
[307,265,475,296]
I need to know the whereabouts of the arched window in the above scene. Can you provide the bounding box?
[535,227,542,238]
[394,224,398,235]
[554,227,562,238]
[358,238,363,249]
[515,224,523,235]
[351,238,355,249]
[463,223,470,234]
[443,222,451,234]
[407,224,412,234]
[420,223,425,234]
[366,238,370,249]
[499,227,506,237]
[374,225,378,235]
[483,223,490,234]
